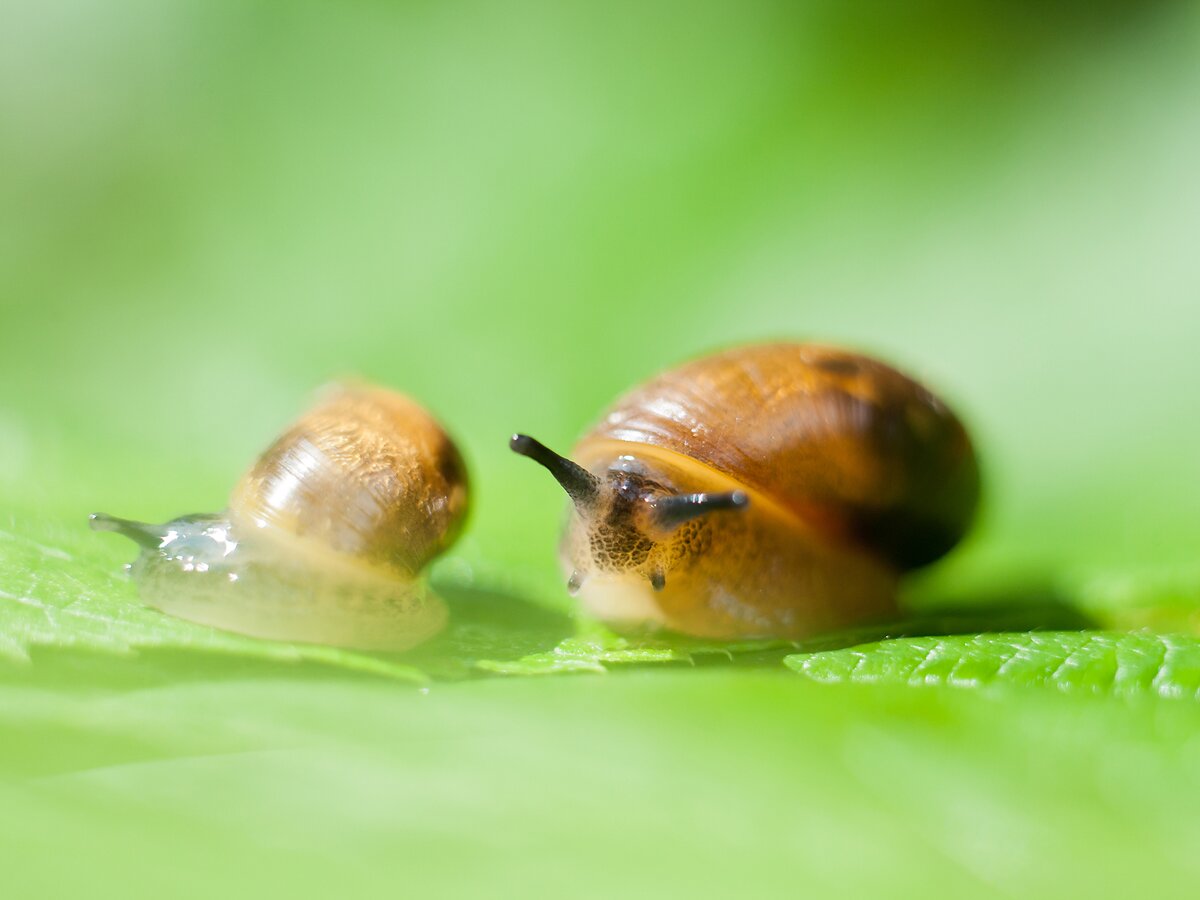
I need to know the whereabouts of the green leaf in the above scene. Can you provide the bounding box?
[475,620,795,675]
[6,670,1200,897]
[4,2,1200,896]
[475,602,1099,676]
[786,631,1200,698]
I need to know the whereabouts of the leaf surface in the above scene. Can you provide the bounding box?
[786,631,1200,698]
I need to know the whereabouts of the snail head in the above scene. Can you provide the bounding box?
[509,434,748,594]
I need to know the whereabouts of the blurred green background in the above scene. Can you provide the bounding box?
[3,1,1200,896]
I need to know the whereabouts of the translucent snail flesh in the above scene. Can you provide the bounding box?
[512,343,979,640]
[91,385,469,651]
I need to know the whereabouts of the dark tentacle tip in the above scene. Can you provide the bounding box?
[509,433,537,456]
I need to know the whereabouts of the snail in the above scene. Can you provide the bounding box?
[91,384,469,651]
[511,342,979,640]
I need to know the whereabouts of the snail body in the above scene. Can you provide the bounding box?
[512,343,979,640]
[91,385,468,651]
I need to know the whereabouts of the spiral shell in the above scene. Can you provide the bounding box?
[230,385,468,575]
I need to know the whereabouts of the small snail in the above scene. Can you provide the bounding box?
[91,384,469,651]
[511,342,979,640]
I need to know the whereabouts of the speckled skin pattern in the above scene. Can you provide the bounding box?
[564,343,980,640]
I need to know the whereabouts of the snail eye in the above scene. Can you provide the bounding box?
[612,473,671,503]
[613,477,643,501]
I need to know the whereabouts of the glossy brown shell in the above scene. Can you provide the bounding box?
[578,343,979,571]
[229,385,469,575]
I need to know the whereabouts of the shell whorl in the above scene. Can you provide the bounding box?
[577,343,979,571]
[229,385,469,575]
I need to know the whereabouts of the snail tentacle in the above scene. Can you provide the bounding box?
[650,490,749,531]
[509,433,601,510]
[89,513,168,550]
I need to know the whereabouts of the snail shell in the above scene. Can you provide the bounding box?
[91,385,469,651]
[512,343,979,640]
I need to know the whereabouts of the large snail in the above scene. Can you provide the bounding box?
[511,343,979,640]
[91,384,469,651]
